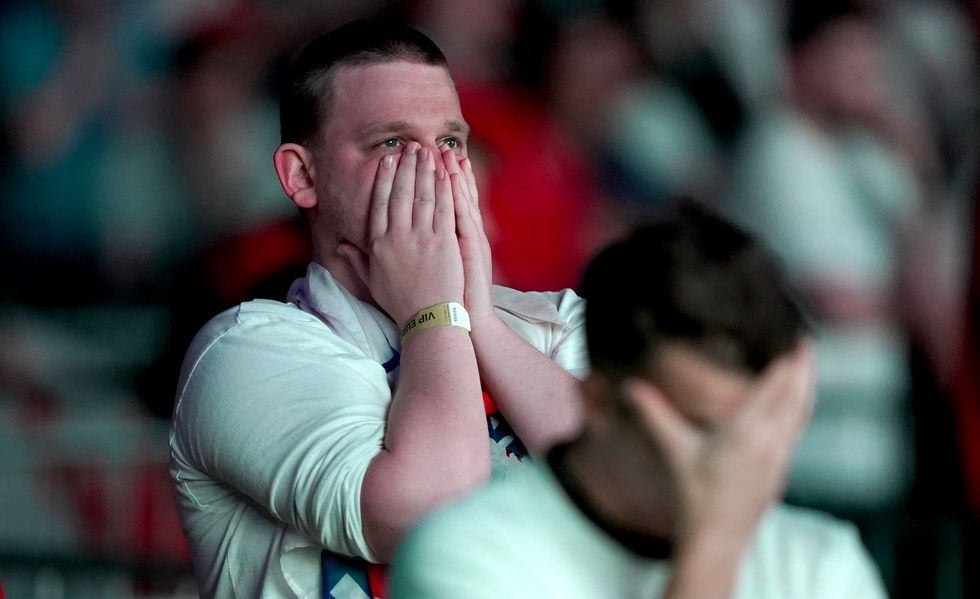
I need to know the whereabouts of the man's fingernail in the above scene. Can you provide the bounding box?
[407,142,419,155]
[462,158,472,172]
[419,147,429,161]
[383,155,394,169]
[437,169,446,180]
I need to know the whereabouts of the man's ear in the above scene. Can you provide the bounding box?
[273,143,318,209]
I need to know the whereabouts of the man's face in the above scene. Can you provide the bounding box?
[309,61,469,249]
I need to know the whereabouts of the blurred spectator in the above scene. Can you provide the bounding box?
[881,0,978,186]
[953,169,979,535]
[632,0,786,141]
[0,0,212,304]
[0,0,119,304]
[952,17,980,599]
[601,7,724,208]
[598,0,783,215]
[170,5,292,244]
[724,1,925,514]
[878,0,978,388]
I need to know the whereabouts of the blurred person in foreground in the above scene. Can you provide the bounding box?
[168,18,593,598]
[391,201,887,598]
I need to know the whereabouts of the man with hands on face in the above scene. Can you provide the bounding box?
[390,201,888,599]
[168,18,587,599]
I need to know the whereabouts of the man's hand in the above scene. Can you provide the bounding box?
[439,147,496,325]
[338,142,465,327]
[624,343,815,541]
[436,146,585,452]
[621,344,814,599]
[349,143,491,559]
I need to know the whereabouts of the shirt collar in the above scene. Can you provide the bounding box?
[547,442,673,560]
[491,285,564,326]
[287,262,400,365]
[286,262,571,363]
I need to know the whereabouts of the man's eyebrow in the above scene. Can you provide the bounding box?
[358,121,412,137]
[446,119,470,136]
[357,119,471,138]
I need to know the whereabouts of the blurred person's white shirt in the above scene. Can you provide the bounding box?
[391,460,888,598]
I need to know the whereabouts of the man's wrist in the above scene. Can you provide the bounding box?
[669,523,751,596]
[401,301,471,342]
[467,307,506,340]
[675,507,760,565]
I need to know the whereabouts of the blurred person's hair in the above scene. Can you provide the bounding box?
[787,0,870,51]
[280,18,449,145]
[581,200,807,383]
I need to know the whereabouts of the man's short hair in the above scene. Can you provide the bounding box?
[280,18,449,145]
[581,200,806,382]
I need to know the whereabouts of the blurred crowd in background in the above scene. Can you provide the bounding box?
[0,0,978,597]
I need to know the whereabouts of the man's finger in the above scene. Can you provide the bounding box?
[389,142,419,230]
[735,347,799,426]
[622,377,697,464]
[769,343,816,437]
[433,167,455,234]
[460,158,485,229]
[369,154,397,238]
[412,147,436,230]
[731,342,814,459]
[441,147,470,204]
[450,173,475,239]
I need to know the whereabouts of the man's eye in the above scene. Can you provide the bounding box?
[441,138,459,150]
[381,138,400,148]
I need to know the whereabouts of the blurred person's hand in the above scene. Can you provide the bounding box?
[623,343,815,544]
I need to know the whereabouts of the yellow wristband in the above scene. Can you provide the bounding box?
[401,302,471,341]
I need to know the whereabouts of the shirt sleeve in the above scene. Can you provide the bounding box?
[549,288,589,378]
[492,286,590,379]
[170,305,389,562]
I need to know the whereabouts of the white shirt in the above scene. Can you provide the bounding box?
[169,263,588,598]
[391,462,889,599]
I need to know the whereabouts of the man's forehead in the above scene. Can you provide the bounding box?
[328,60,465,129]
[333,60,458,100]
